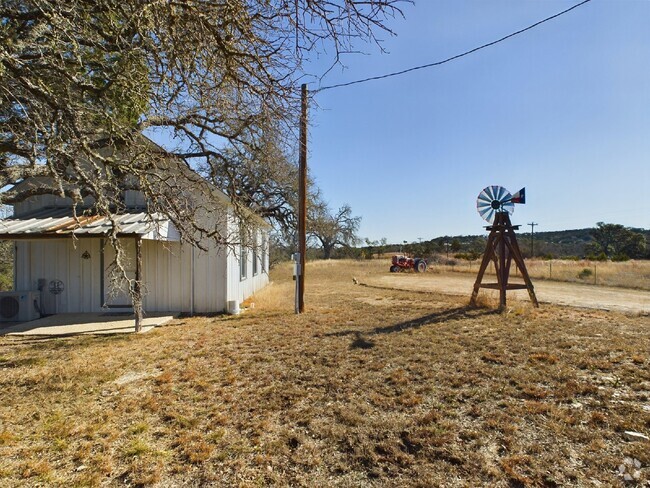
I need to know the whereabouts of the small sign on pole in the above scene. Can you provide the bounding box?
[292,252,301,314]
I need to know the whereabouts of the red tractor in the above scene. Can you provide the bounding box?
[390,255,428,273]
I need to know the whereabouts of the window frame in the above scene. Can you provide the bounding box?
[252,231,259,276]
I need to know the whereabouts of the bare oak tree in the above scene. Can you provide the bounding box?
[588,222,646,260]
[309,203,361,259]
[203,125,300,235]
[1,0,407,245]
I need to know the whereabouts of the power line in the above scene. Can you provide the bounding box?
[315,0,593,93]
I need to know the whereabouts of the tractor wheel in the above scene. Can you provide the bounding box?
[415,260,427,273]
[390,265,400,273]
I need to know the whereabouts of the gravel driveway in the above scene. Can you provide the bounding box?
[366,273,650,314]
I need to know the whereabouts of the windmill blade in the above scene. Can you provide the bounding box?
[476,185,515,222]
[477,206,495,222]
[477,192,493,204]
[494,185,506,202]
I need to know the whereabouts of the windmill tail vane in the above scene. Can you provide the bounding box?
[509,187,526,204]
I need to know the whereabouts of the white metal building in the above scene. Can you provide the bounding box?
[0,178,270,320]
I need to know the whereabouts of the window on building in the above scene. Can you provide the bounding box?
[240,244,247,280]
[252,232,259,276]
[240,227,248,280]
[262,235,268,272]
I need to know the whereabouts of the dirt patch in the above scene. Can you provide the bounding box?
[113,370,162,386]
[366,272,650,314]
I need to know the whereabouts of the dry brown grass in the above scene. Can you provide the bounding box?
[0,259,648,486]
[430,257,650,290]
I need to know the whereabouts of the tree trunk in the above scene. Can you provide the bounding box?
[323,243,334,260]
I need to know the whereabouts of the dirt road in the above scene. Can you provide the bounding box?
[366,272,650,314]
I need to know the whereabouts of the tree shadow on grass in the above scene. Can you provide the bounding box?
[323,305,499,349]
[349,332,376,349]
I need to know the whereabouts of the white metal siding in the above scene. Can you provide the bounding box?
[15,239,102,314]
[228,226,270,305]
[14,194,95,218]
[141,240,228,314]
[14,237,234,315]
[191,239,227,313]
[141,240,194,312]
[124,190,146,208]
[69,239,102,312]
[11,209,266,314]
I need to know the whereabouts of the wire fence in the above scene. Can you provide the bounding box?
[428,259,650,291]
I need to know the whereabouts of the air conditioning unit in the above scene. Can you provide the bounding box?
[0,291,42,322]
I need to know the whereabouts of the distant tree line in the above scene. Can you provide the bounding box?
[336,222,649,265]
[258,217,650,267]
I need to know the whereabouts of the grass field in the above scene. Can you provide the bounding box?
[429,257,650,291]
[0,260,648,486]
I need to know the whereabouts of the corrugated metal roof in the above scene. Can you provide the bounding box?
[0,208,180,240]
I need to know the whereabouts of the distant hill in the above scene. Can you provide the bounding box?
[527,228,597,258]
[524,228,649,258]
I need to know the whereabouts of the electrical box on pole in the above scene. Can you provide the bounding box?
[292,252,301,314]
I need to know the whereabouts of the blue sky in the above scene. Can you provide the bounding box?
[303,0,650,243]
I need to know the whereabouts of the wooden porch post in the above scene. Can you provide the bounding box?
[134,236,143,332]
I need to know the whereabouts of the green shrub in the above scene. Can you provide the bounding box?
[611,253,630,262]
[454,252,480,261]
[577,268,593,279]
[0,273,11,291]
[586,251,608,262]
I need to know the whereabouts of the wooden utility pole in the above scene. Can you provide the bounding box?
[297,84,308,313]
[134,236,143,332]
[528,222,538,257]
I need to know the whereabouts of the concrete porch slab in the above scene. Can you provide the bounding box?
[0,312,178,336]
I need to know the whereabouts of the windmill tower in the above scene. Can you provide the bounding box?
[470,186,539,310]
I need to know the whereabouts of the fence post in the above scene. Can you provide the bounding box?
[594,264,597,285]
[549,260,552,279]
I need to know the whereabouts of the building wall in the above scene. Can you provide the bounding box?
[10,186,269,314]
[14,238,231,314]
[188,239,228,314]
[141,240,186,312]
[12,178,95,217]
[14,193,148,217]
[140,239,227,314]
[15,239,103,314]
[226,223,270,305]
[14,192,64,218]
